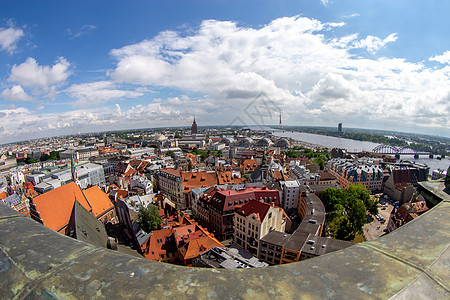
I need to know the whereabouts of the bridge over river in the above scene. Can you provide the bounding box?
[372,145,434,158]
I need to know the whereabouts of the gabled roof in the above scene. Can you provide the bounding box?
[242,159,257,173]
[0,191,9,200]
[160,168,182,177]
[142,228,176,261]
[178,235,223,261]
[205,186,280,213]
[33,182,91,232]
[182,171,218,193]
[83,186,114,218]
[217,171,245,185]
[123,167,138,177]
[236,200,271,223]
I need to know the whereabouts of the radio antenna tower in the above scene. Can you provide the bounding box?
[279,110,283,129]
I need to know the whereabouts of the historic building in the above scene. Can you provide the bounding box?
[191,117,198,134]
[234,200,288,256]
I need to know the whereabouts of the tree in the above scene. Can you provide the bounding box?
[348,198,366,234]
[138,204,162,233]
[312,157,325,170]
[348,185,377,215]
[329,215,355,241]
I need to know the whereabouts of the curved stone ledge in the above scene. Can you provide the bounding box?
[0,202,449,299]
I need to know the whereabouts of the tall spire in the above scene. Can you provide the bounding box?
[71,151,79,186]
[191,116,198,134]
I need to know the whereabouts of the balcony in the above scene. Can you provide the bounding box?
[0,199,449,298]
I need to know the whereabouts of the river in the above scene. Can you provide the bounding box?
[270,128,450,171]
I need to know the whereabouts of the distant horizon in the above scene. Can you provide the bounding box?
[1,1,449,145]
[2,123,449,147]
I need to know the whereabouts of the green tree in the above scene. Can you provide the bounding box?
[348,198,366,234]
[312,157,325,170]
[191,147,199,155]
[138,204,162,233]
[348,185,377,215]
[329,215,355,241]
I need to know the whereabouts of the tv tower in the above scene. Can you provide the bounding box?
[279,110,283,129]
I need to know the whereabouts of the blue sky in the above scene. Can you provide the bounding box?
[1,0,449,144]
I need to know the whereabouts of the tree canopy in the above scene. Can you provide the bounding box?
[138,204,162,233]
[321,185,375,241]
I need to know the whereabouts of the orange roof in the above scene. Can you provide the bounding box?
[186,153,197,164]
[116,189,128,200]
[143,228,175,261]
[33,182,91,232]
[182,171,218,193]
[0,192,7,200]
[123,167,138,177]
[217,171,246,185]
[178,235,224,261]
[161,168,182,177]
[273,170,283,180]
[83,186,114,217]
[242,159,257,173]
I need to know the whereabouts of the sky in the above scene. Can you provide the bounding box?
[0,0,449,144]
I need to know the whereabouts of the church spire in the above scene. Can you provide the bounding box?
[191,116,198,134]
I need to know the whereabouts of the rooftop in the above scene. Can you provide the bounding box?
[0,183,449,298]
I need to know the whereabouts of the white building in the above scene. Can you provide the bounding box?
[129,175,153,194]
[279,180,300,211]
[37,163,106,190]
[234,200,287,257]
[59,147,99,160]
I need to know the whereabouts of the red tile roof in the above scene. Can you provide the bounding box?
[236,200,271,223]
[242,159,257,173]
[33,182,91,232]
[205,186,280,213]
[83,186,114,218]
[178,235,224,261]
[142,228,176,261]
[182,171,218,193]
[217,171,246,185]
[161,168,182,177]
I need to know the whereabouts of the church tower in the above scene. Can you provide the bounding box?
[191,117,198,134]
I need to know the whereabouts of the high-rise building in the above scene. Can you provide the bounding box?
[338,123,343,134]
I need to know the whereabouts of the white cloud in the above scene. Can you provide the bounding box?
[320,0,330,7]
[429,50,450,64]
[0,25,24,54]
[1,85,32,101]
[107,16,449,134]
[66,24,97,39]
[65,81,144,106]
[342,13,359,19]
[0,101,185,144]
[353,33,398,53]
[1,16,449,143]
[9,57,71,91]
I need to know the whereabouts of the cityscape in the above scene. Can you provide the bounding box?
[0,1,449,299]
